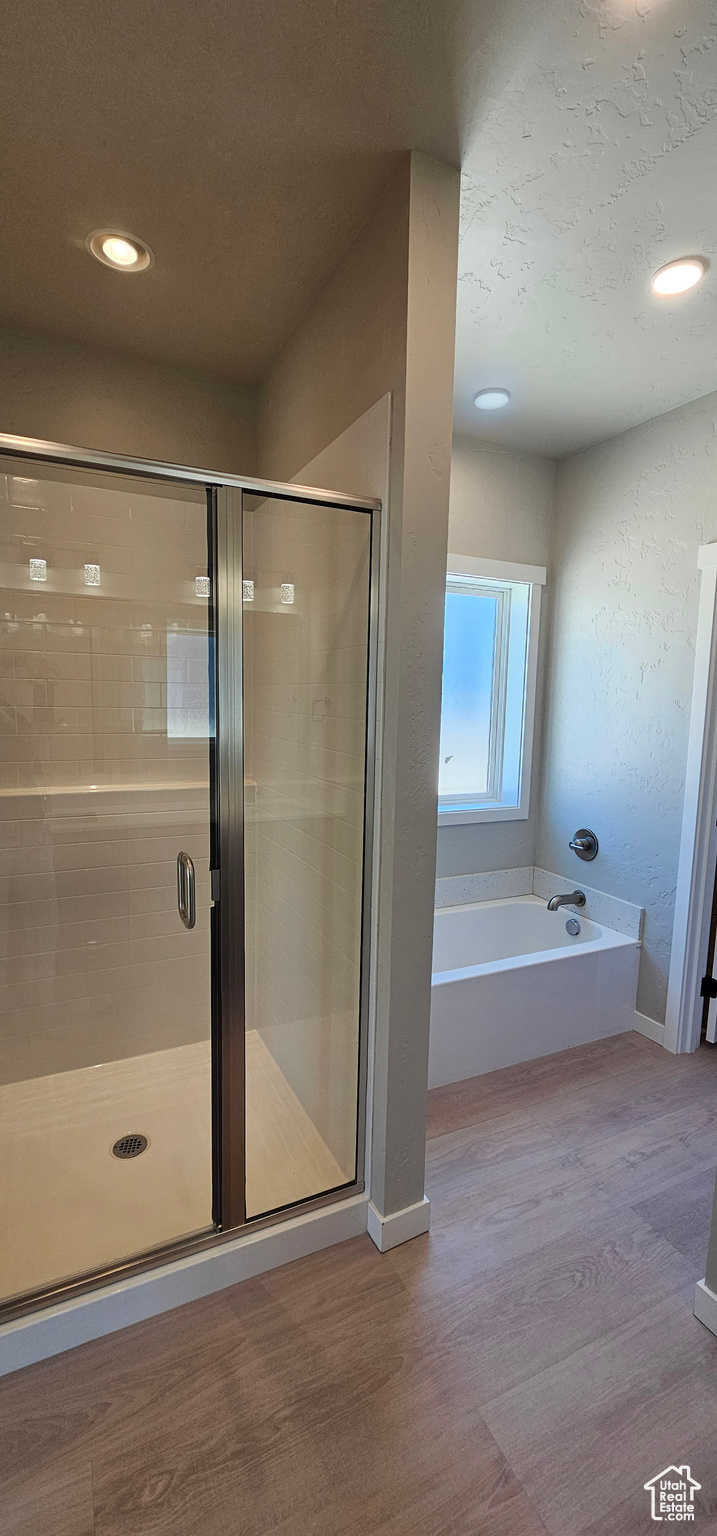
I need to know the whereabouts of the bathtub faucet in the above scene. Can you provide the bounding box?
[547,889,586,912]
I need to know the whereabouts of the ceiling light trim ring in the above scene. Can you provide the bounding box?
[474,388,511,411]
[87,230,154,272]
[651,257,707,297]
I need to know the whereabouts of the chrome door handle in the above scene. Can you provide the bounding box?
[177,851,196,929]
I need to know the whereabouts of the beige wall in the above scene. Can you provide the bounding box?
[258,153,460,1219]
[0,326,256,474]
[257,168,410,483]
[374,154,459,1219]
[438,436,556,879]
[448,436,555,567]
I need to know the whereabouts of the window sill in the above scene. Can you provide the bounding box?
[438,803,529,827]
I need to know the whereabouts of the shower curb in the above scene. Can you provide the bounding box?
[0,1193,368,1378]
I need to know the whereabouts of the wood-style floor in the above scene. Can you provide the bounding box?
[3,1030,717,1535]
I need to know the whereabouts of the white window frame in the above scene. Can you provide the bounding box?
[438,554,546,827]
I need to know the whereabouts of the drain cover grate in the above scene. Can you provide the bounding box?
[111,1133,149,1159]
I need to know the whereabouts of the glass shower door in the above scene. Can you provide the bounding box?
[0,461,214,1303]
[1,453,376,1310]
[241,491,372,1218]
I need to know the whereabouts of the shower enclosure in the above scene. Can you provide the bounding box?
[0,437,377,1319]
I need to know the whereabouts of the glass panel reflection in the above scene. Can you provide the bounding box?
[242,493,370,1217]
[0,461,213,1301]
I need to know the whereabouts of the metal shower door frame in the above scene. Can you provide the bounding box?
[221,484,378,1232]
[212,486,246,1230]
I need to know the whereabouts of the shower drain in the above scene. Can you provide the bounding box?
[111,1133,149,1160]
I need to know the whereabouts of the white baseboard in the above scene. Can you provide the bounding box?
[367,1196,430,1253]
[694,1278,717,1337]
[0,1193,368,1379]
[633,1010,666,1046]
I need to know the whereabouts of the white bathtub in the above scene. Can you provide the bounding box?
[429,895,640,1087]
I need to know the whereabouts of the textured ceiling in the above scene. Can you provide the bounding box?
[454,0,717,456]
[0,1,458,381]
[2,1,716,454]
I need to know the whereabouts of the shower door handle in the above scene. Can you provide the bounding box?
[176,851,196,930]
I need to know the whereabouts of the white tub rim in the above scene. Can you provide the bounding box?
[432,893,641,989]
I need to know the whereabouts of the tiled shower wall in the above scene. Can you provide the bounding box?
[0,466,209,790]
[0,788,210,1083]
[243,497,370,1180]
[0,464,212,1083]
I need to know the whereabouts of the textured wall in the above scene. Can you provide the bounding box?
[537,389,717,1024]
[0,326,256,474]
[437,436,555,879]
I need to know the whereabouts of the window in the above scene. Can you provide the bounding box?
[165,630,214,740]
[438,555,545,825]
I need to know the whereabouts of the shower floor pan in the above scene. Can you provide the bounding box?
[0,1033,346,1303]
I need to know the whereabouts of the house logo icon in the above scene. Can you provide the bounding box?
[644,1465,701,1521]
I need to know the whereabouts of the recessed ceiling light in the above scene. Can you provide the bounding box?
[651,258,706,297]
[474,388,511,411]
[87,230,153,272]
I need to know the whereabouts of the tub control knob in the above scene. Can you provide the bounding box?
[569,828,598,861]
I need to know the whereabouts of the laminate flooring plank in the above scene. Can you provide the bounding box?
[529,1060,717,1150]
[90,1239,419,1535]
[387,1180,620,1299]
[410,1097,715,1299]
[429,1141,590,1228]
[2,1455,94,1536]
[579,1109,717,1206]
[425,1111,569,1202]
[253,1385,551,1536]
[92,1332,548,1536]
[481,1285,717,1536]
[577,1488,717,1536]
[0,1288,246,1481]
[388,1209,697,1407]
[426,1033,667,1140]
[633,1164,717,1272]
[2,1034,717,1536]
